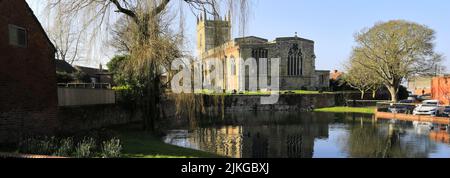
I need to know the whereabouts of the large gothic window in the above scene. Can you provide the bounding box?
[252,49,269,90]
[288,44,303,76]
[252,48,269,74]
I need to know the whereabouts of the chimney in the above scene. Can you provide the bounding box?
[99,63,103,72]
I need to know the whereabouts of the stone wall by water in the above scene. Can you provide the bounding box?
[202,94,336,112]
[57,105,142,134]
[55,94,338,134]
[53,93,346,135]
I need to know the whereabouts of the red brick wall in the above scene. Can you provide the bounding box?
[432,77,450,105]
[0,0,58,143]
[414,89,432,96]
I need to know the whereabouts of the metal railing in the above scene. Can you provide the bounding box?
[376,102,419,114]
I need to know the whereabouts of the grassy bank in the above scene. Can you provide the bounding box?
[314,107,376,114]
[115,125,221,158]
[197,90,333,95]
[0,126,220,158]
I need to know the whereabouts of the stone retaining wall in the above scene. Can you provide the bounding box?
[57,104,142,135]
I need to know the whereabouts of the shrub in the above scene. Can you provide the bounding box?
[101,138,122,158]
[17,133,122,158]
[74,137,96,158]
[56,71,75,83]
[54,138,74,157]
[18,136,59,155]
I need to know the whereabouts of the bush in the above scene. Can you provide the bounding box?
[17,136,123,158]
[73,71,92,83]
[101,138,122,158]
[74,137,96,158]
[55,138,74,157]
[56,71,75,83]
[19,136,59,156]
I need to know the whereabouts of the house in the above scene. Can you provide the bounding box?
[0,0,58,142]
[55,59,77,74]
[432,76,450,105]
[74,64,113,84]
[55,59,114,88]
[330,70,344,81]
[408,76,433,96]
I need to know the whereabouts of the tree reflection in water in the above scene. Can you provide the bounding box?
[344,115,438,158]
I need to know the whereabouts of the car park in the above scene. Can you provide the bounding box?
[443,106,450,117]
[413,100,445,116]
[388,100,415,114]
[417,94,432,102]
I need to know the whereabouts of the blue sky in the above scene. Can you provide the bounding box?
[233,0,450,71]
[28,0,450,71]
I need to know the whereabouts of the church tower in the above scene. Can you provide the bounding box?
[197,10,232,57]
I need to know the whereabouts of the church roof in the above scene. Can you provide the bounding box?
[275,36,314,43]
[234,36,269,45]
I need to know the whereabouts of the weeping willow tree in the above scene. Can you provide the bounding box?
[46,0,250,131]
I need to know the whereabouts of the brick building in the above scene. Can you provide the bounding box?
[408,76,433,96]
[330,70,344,81]
[431,76,450,105]
[0,0,58,142]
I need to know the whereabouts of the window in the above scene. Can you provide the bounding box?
[251,48,269,75]
[252,48,269,89]
[230,57,237,76]
[288,44,303,76]
[320,75,325,85]
[9,24,27,48]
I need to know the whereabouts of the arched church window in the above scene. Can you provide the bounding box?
[288,44,303,76]
[230,56,236,76]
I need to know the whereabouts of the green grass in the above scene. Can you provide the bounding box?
[314,107,376,114]
[115,125,221,158]
[1,125,220,158]
[196,90,333,96]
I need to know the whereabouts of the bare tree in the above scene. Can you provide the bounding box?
[46,5,84,64]
[350,20,443,102]
[46,0,249,131]
[344,56,383,99]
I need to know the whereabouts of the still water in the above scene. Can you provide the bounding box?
[163,112,450,158]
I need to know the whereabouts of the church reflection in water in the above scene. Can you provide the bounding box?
[167,112,331,158]
[163,112,450,158]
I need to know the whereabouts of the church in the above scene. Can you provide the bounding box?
[197,12,330,92]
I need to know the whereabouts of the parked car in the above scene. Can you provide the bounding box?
[407,95,419,102]
[417,94,432,102]
[413,121,434,134]
[388,100,415,114]
[442,106,450,117]
[413,100,445,116]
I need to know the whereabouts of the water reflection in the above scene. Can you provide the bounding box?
[163,112,450,158]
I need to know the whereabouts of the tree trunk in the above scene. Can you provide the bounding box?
[360,90,365,100]
[387,85,398,103]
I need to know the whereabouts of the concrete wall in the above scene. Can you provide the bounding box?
[57,88,115,106]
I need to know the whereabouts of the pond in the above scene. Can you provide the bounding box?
[163,112,450,158]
